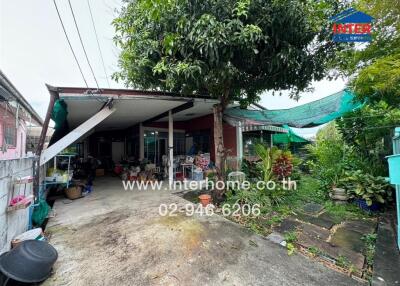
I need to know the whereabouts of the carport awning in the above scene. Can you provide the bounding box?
[242,125,288,133]
[56,88,220,131]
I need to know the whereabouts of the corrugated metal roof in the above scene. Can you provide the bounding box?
[0,69,43,125]
[242,125,288,133]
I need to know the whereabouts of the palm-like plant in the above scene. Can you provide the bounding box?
[255,144,275,182]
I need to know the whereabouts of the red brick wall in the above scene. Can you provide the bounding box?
[223,123,237,157]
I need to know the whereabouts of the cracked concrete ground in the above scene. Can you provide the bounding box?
[43,177,362,286]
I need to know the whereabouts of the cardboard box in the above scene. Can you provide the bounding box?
[95,169,105,177]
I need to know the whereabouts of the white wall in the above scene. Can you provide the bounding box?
[0,156,35,253]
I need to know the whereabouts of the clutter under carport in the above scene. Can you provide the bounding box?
[116,153,214,183]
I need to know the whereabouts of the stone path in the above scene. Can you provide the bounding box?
[271,203,377,274]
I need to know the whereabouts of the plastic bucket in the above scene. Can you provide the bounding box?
[387,154,400,184]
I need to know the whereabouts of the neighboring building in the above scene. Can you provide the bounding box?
[26,126,54,153]
[0,70,43,159]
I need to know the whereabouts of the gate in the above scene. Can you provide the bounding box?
[392,128,400,250]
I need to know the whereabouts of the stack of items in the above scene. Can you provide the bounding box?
[45,168,72,183]
[120,165,161,182]
[195,153,210,170]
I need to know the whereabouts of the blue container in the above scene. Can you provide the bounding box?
[354,199,380,212]
[193,170,203,181]
[387,154,400,184]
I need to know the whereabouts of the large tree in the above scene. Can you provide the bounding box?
[333,0,400,175]
[113,0,343,173]
[338,0,400,105]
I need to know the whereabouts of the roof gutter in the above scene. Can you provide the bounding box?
[0,69,43,126]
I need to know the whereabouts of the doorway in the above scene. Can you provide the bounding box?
[112,141,125,163]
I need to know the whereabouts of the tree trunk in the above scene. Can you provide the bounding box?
[213,103,224,172]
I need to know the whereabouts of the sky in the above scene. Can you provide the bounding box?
[0,0,347,138]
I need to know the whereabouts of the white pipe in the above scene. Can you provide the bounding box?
[168,110,173,186]
[237,121,243,160]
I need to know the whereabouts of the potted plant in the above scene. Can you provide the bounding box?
[198,194,212,207]
[340,170,392,212]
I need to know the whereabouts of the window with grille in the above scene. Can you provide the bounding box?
[5,125,16,146]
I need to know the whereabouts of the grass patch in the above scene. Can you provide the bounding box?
[223,175,373,241]
[284,231,298,243]
[282,176,326,208]
[362,233,377,268]
[324,201,372,223]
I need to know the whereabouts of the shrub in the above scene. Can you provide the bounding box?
[340,170,392,206]
[272,152,293,180]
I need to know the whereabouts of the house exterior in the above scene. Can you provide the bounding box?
[37,86,287,183]
[0,70,43,159]
[26,126,54,153]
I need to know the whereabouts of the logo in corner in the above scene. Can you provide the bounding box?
[330,8,374,42]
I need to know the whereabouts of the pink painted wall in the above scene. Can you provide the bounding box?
[0,105,27,160]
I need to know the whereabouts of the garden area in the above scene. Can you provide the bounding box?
[113,0,400,283]
[200,117,396,282]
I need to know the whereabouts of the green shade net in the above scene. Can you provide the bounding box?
[32,199,50,226]
[225,90,363,128]
[49,99,69,146]
[52,99,68,129]
[273,125,309,144]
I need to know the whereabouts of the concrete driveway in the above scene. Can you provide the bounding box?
[43,177,362,286]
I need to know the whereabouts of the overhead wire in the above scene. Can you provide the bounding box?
[67,0,100,90]
[87,0,110,88]
[53,0,89,88]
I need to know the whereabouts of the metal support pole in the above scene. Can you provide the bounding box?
[139,123,144,160]
[236,121,243,160]
[168,110,173,186]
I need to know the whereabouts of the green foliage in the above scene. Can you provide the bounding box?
[323,201,370,223]
[339,170,392,206]
[336,102,400,176]
[308,246,322,256]
[113,0,345,104]
[284,231,298,244]
[241,159,261,182]
[353,54,400,105]
[254,144,275,182]
[283,176,326,208]
[286,242,296,256]
[284,231,298,255]
[272,150,294,180]
[336,0,400,105]
[227,145,297,210]
[225,187,272,213]
[336,255,352,269]
[306,122,362,189]
[361,233,377,268]
[254,144,297,181]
